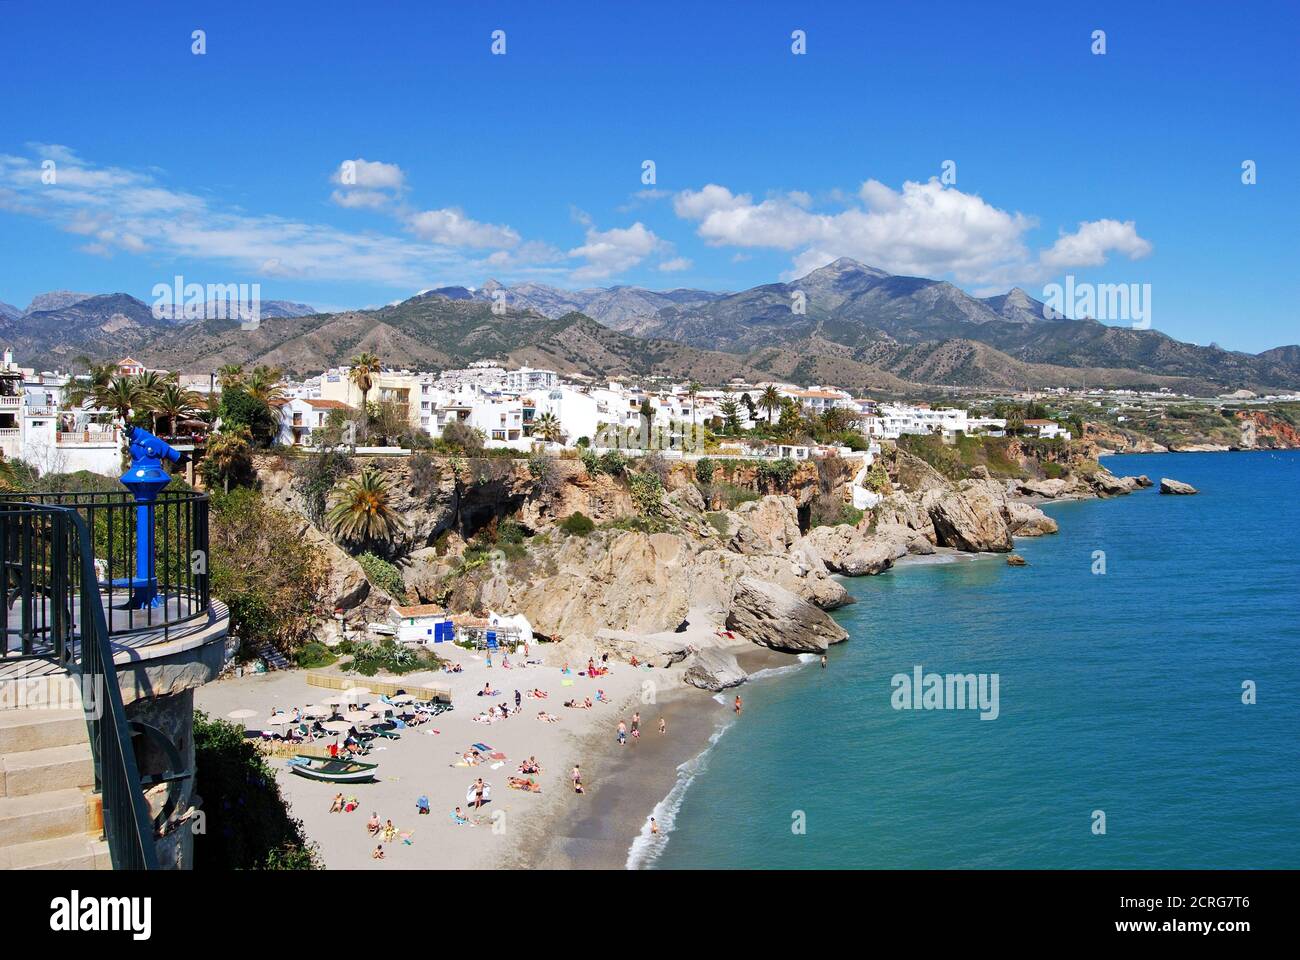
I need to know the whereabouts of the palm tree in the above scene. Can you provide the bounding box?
[216,364,246,390]
[153,383,204,436]
[131,371,171,431]
[203,427,252,493]
[347,352,382,437]
[687,381,701,426]
[92,376,142,424]
[533,412,564,444]
[66,360,115,410]
[759,385,782,425]
[326,468,405,545]
[245,365,286,407]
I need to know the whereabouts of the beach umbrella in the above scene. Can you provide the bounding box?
[342,710,373,724]
[322,720,351,733]
[322,695,349,705]
[267,715,294,726]
[301,704,329,717]
[390,694,415,704]
[343,686,371,698]
[226,709,257,719]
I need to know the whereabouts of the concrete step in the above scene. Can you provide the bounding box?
[0,708,89,754]
[0,787,100,846]
[0,832,111,870]
[0,742,95,797]
[0,672,86,712]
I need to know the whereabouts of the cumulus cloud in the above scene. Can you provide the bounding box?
[674,177,1152,286]
[568,221,667,280]
[406,208,521,249]
[657,257,692,272]
[1038,219,1152,270]
[331,158,406,191]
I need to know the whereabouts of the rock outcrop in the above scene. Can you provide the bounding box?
[924,479,1014,552]
[725,578,849,654]
[803,523,903,576]
[682,648,747,691]
[1159,477,1198,495]
[1005,500,1059,537]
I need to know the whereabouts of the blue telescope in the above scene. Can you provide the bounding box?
[117,426,186,608]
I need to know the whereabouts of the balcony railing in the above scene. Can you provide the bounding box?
[2,488,210,650]
[0,501,159,868]
[57,428,121,445]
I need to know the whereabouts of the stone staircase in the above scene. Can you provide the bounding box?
[0,676,110,870]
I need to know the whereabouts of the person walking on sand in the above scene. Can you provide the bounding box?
[631,711,640,741]
[617,720,627,746]
[658,716,666,735]
[650,816,659,835]
[571,764,584,794]
[734,694,743,715]
[515,689,522,710]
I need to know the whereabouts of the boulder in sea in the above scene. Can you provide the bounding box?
[1006,553,1028,566]
[1159,477,1198,495]
[725,577,849,654]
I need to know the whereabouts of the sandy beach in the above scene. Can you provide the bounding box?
[194,635,755,870]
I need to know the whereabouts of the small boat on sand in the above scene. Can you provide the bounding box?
[288,755,379,783]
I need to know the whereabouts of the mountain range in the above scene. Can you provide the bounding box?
[2,260,1297,394]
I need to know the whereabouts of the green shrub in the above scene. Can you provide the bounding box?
[192,711,323,870]
[598,450,627,475]
[357,551,406,601]
[756,457,797,488]
[294,641,337,669]
[694,457,716,485]
[559,511,595,536]
[705,511,730,536]
[716,482,759,509]
[626,470,665,518]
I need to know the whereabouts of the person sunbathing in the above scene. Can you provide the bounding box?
[595,690,609,702]
[508,776,540,792]
[583,697,593,709]
[367,813,381,836]
[537,711,559,722]
[344,796,359,812]
[519,756,541,774]
[330,793,345,813]
[451,806,470,825]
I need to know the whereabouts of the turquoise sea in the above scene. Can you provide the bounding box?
[646,451,1300,869]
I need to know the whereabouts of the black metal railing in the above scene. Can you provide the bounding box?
[0,502,158,868]
[1,489,209,649]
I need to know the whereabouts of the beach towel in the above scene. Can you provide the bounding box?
[561,679,574,687]
[472,742,492,752]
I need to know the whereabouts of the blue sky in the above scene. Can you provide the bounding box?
[0,0,1295,351]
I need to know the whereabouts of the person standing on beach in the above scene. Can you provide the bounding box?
[631,712,640,741]
[515,689,522,710]
[734,694,743,715]
[658,716,666,735]
[617,720,627,745]
[571,764,583,794]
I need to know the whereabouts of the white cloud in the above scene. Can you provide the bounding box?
[406,208,520,249]
[657,257,692,272]
[675,177,1152,286]
[567,222,667,281]
[331,158,406,190]
[0,147,533,288]
[1039,219,1152,270]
